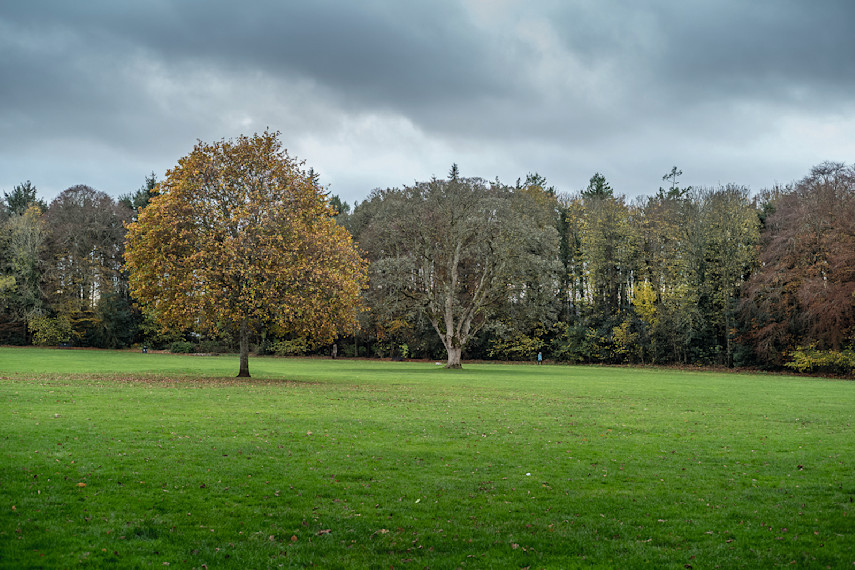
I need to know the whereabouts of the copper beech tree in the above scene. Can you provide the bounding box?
[124,132,367,377]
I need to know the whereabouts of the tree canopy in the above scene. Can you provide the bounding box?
[349,170,560,368]
[3,157,854,375]
[742,162,855,362]
[3,181,47,217]
[124,131,367,376]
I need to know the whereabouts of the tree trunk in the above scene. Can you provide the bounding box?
[445,346,462,369]
[237,318,251,378]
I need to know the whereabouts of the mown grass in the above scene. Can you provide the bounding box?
[1,347,854,568]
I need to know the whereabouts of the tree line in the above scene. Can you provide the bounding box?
[2,142,853,374]
[340,162,854,373]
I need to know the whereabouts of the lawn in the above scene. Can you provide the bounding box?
[1,347,854,568]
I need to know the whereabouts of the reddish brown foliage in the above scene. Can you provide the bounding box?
[742,162,855,364]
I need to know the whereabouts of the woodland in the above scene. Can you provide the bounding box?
[1,153,853,375]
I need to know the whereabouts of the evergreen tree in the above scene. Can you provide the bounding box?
[4,181,47,215]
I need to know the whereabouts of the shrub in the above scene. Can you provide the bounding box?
[549,323,593,363]
[91,291,139,349]
[170,340,195,354]
[138,313,183,350]
[29,314,74,346]
[270,338,308,357]
[342,344,368,358]
[785,346,855,376]
[196,339,232,354]
[611,320,641,363]
[489,330,545,361]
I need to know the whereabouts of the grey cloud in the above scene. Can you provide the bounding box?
[639,1,855,106]
[3,1,510,108]
[1,1,853,202]
[537,0,855,132]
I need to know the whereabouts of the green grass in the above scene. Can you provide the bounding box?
[1,347,854,568]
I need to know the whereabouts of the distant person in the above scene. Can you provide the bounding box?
[331,343,338,359]
[537,351,543,365]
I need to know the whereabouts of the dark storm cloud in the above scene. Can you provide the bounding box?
[1,0,519,193]
[1,1,853,201]
[541,0,855,125]
[2,0,509,109]
[549,1,855,92]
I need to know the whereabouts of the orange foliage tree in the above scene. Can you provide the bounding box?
[124,131,367,377]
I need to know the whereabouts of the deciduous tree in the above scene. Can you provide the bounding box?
[696,184,759,366]
[44,185,131,334]
[580,176,635,319]
[0,204,46,343]
[124,131,367,377]
[352,167,559,368]
[742,162,855,363]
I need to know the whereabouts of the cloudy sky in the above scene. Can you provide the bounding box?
[2,1,854,205]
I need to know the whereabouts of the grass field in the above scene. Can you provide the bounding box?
[2,347,854,568]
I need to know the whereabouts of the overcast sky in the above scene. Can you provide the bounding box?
[2,1,854,205]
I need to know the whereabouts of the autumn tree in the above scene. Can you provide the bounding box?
[742,162,855,364]
[1,182,47,343]
[124,131,367,377]
[632,187,689,361]
[629,182,757,365]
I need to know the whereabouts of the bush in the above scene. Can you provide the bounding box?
[170,340,195,354]
[196,339,233,354]
[138,313,183,350]
[489,330,545,361]
[550,323,594,363]
[91,291,139,349]
[29,314,74,346]
[342,344,368,358]
[0,318,28,345]
[611,320,641,363]
[785,346,855,376]
[270,338,308,357]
